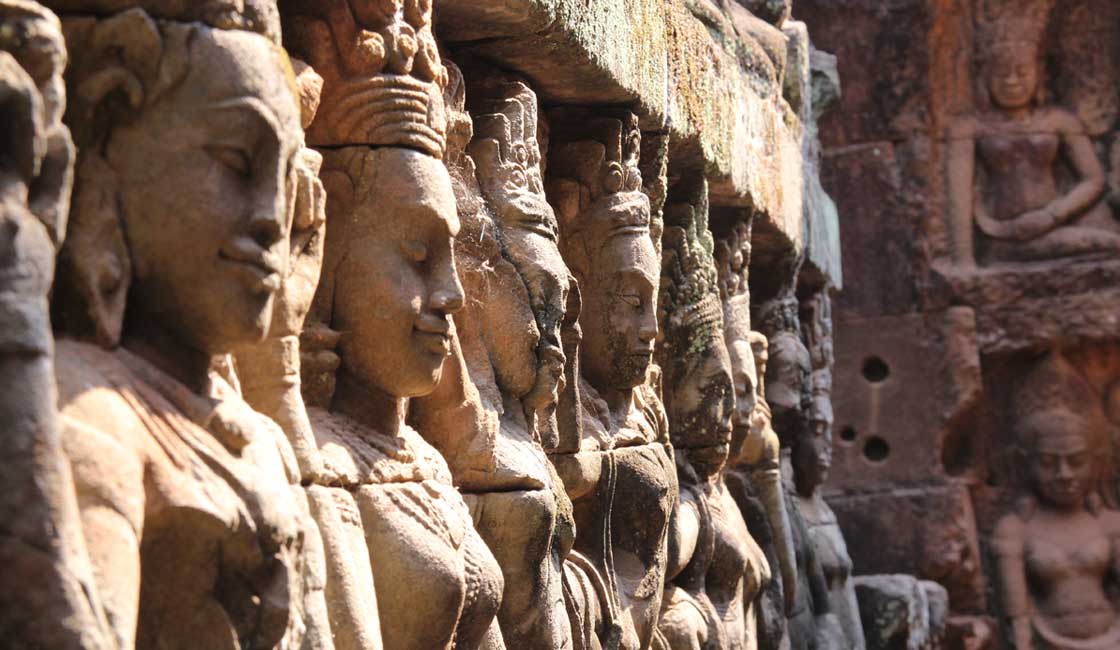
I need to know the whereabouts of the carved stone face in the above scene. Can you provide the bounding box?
[987,43,1038,110]
[479,139,570,413]
[1029,431,1092,510]
[578,206,659,392]
[109,29,300,354]
[794,424,831,495]
[765,331,812,444]
[727,337,759,430]
[667,335,735,476]
[331,148,463,398]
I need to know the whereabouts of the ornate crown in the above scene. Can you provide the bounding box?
[281,0,447,156]
[660,181,724,358]
[977,0,1052,57]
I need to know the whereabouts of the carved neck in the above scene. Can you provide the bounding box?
[333,368,407,437]
[601,384,636,426]
[122,318,214,396]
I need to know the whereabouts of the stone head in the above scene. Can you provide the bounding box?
[311,146,462,400]
[979,3,1050,110]
[54,9,302,354]
[716,221,757,433]
[471,78,571,417]
[1014,353,1106,512]
[659,191,734,479]
[549,110,658,393]
[757,297,812,447]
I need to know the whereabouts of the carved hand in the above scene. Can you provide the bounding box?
[975,208,1056,241]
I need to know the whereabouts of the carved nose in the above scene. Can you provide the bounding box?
[248,209,284,250]
[430,287,464,315]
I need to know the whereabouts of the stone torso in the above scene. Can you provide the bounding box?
[564,379,678,650]
[977,127,1061,220]
[56,339,303,650]
[307,407,503,650]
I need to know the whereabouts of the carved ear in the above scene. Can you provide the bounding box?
[53,154,130,348]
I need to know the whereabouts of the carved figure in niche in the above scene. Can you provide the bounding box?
[796,290,865,650]
[715,222,799,650]
[282,3,505,649]
[756,295,839,650]
[993,353,1120,650]
[0,3,111,647]
[410,68,573,649]
[549,109,677,650]
[656,180,770,650]
[947,0,1120,267]
[49,6,308,648]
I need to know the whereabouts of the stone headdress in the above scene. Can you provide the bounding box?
[658,179,724,373]
[468,76,556,239]
[977,0,1052,57]
[715,220,753,344]
[546,109,657,278]
[280,0,447,156]
[1013,352,1105,453]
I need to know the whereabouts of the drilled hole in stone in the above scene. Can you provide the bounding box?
[862,356,890,383]
[839,426,858,443]
[864,436,890,463]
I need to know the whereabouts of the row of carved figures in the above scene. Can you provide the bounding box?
[0,1,861,649]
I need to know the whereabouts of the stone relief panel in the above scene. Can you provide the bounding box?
[946,0,1120,267]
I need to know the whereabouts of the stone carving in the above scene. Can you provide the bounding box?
[49,4,309,648]
[657,180,770,650]
[716,222,798,650]
[549,109,677,650]
[0,3,110,647]
[410,67,573,649]
[282,3,505,649]
[947,0,1120,267]
[756,292,840,650]
[992,353,1120,650]
[797,289,865,650]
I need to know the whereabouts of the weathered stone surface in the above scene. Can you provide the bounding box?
[853,575,945,650]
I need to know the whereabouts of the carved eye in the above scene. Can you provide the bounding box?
[401,240,428,262]
[604,162,625,193]
[207,146,252,177]
[621,294,641,309]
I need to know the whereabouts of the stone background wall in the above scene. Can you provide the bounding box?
[801,0,1120,647]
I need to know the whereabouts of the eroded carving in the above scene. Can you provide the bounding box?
[657,181,770,650]
[410,67,573,649]
[716,222,799,650]
[0,2,109,647]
